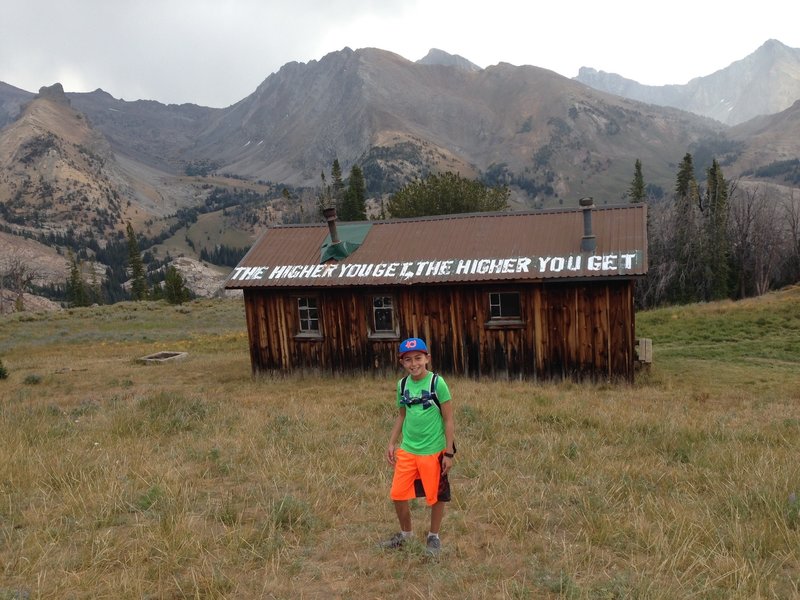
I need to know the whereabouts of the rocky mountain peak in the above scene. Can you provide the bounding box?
[0,81,129,240]
[417,48,481,72]
[576,40,800,125]
[37,82,70,106]
[760,39,789,53]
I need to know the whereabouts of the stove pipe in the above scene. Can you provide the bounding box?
[323,206,340,244]
[579,196,596,253]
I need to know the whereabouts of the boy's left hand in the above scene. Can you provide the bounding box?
[441,455,453,475]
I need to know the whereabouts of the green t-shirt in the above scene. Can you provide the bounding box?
[396,371,451,456]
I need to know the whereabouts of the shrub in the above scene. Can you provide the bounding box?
[134,485,166,512]
[270,495,317,532]
[0,358,8,380]
[137,392,215,434]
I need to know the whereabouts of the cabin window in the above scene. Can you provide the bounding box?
[489,292,521,319]
[486,291,524,329]
[373,296,394,331]
[368,295,399,339]
[297,296,320,333]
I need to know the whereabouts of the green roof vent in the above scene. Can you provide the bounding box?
[320,207,372,262]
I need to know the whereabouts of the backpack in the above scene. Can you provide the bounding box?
[400,372,456,455]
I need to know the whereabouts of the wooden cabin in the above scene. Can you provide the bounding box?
[225,201,648,381]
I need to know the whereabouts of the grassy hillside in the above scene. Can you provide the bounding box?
[150,209,254,263]
[636,285,800,396]
[187,211,254,254]
[1,289,799,598]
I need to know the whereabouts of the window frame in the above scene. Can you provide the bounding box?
[295,295,323,340]
[485,290,525,329]
[367,293,400,340]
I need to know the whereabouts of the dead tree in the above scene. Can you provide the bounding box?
[730,186,785,297]
[0,257,41,313]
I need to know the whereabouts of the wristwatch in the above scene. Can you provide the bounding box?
[444,452,454,458]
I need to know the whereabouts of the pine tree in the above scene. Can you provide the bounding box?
[388,172,509,218]
[628,159,646,203]
[150,282,164,301]
[340,164,367,221]
[126,222,148,301]
[670,153,703,304]
[675,153,695,198]
[163,266,190,305]
[66,250,89,307]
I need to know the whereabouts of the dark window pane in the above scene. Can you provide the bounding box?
[489,292,520,318]
[373,296,394,331]
[504,292,520,316]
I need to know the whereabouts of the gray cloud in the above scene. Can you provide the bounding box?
[1,0,419,106]
[2,0,796,108]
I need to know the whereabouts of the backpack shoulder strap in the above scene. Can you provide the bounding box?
[429,372,455,454]
[429,372,441,410]
[400,375,409,396]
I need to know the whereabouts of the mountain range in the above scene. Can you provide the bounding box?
[575,39,800,126]
[1,39,799,301]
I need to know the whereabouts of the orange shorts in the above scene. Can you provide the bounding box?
[390,448,448,506]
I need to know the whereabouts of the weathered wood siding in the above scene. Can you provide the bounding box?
[243,279,635,381]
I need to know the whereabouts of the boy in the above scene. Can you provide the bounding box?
[380,337,456,557]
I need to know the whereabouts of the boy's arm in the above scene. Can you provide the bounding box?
[385,407,406,466]
[440,400,455,475]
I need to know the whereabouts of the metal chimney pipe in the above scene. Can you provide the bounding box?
[579,196,596,252]
[323,206,340,244]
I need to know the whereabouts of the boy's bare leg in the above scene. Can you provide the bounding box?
[429,501,445,534]
[394,500,412,531]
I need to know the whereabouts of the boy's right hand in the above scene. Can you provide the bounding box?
[386,444,397,467]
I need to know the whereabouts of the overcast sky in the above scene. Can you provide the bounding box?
[2,0,798,108]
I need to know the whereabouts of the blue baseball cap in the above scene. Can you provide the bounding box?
[398,337,428,355]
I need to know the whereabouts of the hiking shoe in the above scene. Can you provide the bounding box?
[425,534,441,557]
[379,532,407,549]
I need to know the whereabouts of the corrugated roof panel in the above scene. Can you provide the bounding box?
[225,204,648,289]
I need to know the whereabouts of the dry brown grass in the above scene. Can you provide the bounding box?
[1,296,799,599]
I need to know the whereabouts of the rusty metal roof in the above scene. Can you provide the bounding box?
[225,204,648,289]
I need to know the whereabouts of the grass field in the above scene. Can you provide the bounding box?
[1,287,799,599]
[149,209,254,265]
